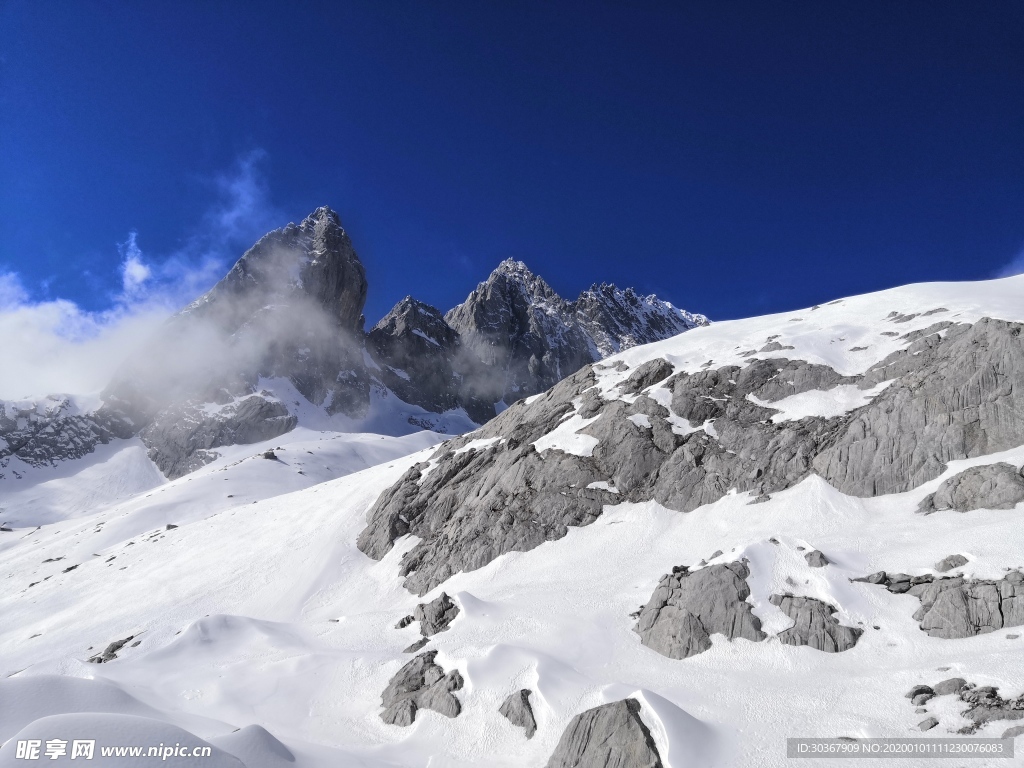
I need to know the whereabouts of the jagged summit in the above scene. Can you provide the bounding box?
[444,259,708,402]
[1,209,707,481]
[184,205,367,331]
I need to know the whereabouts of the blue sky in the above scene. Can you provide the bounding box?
[2,1,1023,343]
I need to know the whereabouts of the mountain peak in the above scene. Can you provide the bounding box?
[303,205,342,227]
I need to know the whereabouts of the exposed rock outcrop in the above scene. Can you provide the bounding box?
[379,650,463,726]
[907,677,1024,735]
[545,698,663,768]
[499,689,537,739]
[918,463,1024,513]
[360,316,1024,597]
[367,297,495,423]
[861,571,1024,638]
[634,562,766,659]
[804,550,829,568]
[934,554,968,573]
[413,592,460,636]
[769,594,862,652]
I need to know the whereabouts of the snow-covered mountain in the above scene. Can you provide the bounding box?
[3,273,1024,767]
[1,209,705,482]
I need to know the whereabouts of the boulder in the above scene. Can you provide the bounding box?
[769,595,863,652]
[918,463,1024,513]
[634,562,766,659]
[499,689,537,739]
[379,651,463,726]
[413,592,460,636]
[545,698,663,768]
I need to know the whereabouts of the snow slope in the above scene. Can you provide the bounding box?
[3,275,1024,767]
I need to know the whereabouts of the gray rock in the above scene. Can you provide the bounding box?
[1003,725,1024,739]
[855,571,1024,639]
[620,359,674,395]
[906,685,934,699]
[906,572,1024,638]
[499,689,537,739]
[360,316,1024,598]
[918,717,939,731]
[402,638,429,654]
[139,395,297,479]
[87,635,135,663]
[379,651,463,725]
[934,554,968,573]
[769,594,863,652]
[932,677,967,696]
[635,562,766,659]
[815,319,1024,496]
[545,698,663,768]
[912,693,934,706]
[805,550,829,568]
[395,615,414,629]
[918,463,1024,513]
[357,368,619,595]
[413,592,460,636]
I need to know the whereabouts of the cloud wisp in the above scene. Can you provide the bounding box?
[0,151,281,400]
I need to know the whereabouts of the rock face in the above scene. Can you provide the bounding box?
[445,259,707,404]
[918,463,1024,513]
[769,594,863,652]
[862,571,1024,638]
[379,650,463,726]
[360,316,1024,596]
[413,592,460,636]
[812,319,1024,496]
[367,297,494,424]
[499,689,537,739]
[545,698,663,768]
[0,396,133,477]
[634,562,766,659]
[100,207,372,478]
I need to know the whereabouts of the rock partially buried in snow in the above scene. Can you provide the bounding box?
[918,463,1024,513]
[859,571,1024,638]
[413,592,460,636]
[769,594,863,652]
[634,561,766,659]
[499,689,537,739]
[932,678,967,696]
[918,717,939,731]
[934,554,968,573]
[379,650,463,726]
[804,549,829,567]
[619,358,674,394]
[545,698,663,768]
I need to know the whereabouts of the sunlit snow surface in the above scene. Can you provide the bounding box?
[2,275,1024,767]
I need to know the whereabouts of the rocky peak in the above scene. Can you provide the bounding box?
[371,297,459,348]
[573,282,709,357]
[185,205,367,333]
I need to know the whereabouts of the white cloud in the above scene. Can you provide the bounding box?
[0,150,282,400]
[119,232,152,296]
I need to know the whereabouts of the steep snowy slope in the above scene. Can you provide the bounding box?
[3,275,1024,767]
